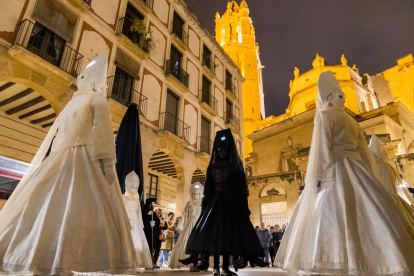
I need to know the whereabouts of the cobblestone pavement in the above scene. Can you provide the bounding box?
[133,267,290,275]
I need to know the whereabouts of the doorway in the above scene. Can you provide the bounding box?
[165,90,180,135]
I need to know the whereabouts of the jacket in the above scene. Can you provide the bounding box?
[256,229,272,248]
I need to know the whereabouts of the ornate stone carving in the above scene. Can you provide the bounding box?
[266,188,279,196]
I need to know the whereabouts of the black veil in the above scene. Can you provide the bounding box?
[115,103,145,208]
[202,129,249,209]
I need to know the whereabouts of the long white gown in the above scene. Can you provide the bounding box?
[169,202,201,269]
[275,106,414,275]
[369,135,414,229]
[122,180,153,269]
[0,91,136,275]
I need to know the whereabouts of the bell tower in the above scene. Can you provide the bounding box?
[216,0,265,158]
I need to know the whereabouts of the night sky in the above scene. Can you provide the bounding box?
[184,0,414,116]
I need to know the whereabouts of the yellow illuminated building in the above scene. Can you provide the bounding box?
[216,1,266,158]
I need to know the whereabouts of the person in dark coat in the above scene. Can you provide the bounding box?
[115,103,146,209]
[181,129,267,276]
[142,198,167,269]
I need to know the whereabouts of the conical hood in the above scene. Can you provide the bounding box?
[317,71,342,106]
[190,182,204,194]
[82,55,108,95]
[369,134,387,162]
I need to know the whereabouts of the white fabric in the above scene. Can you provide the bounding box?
[169,202,202,269]
[0,91,136,275]
[123,172,153,269]
[82,55,108,95]
[275,72,414,275]
[169,182,204,269]
[369,135,414,227]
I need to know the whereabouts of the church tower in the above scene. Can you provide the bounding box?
[216,0,265,158]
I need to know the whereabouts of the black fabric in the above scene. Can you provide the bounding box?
[186,129,263,258]
[115,103,145,208]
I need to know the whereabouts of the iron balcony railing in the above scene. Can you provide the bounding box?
[159,112,191,142]
[165,59,189,87]
[202,56,215,74]
[225,112,240,131]
[171,26,189,46]
[116,17,150,53]
[198,136,213,155]
[200,92,218,113]
[107,76,148,117]
[14,19,83,77]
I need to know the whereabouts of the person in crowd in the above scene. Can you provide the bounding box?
[143,202,168,269]
[256,222,272,263]
[255,226,260,232]
[281,224,286,233]
[272,227,284,257]
[159,212,176,268]
[268,226,276,266]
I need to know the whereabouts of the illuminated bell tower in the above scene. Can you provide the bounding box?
[216,0,265,158]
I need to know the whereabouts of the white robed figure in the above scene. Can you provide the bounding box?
[369,134,414,227]
[0,56,136,275]
[122,171,153,269]
[169,182,204,270]
[275,71,414,275]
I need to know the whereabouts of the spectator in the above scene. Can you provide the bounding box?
[273,227,284,256]
[256,222,271,263]
[159,212,175,268]
[268,226,276,266]
[255,226,260,232]
[282,224,286,233]
[173,217,181,246]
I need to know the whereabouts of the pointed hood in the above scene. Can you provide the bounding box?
[317,71,342,107]
[82,55,108,95]
[369,134,387,163]
[190,182,204,205]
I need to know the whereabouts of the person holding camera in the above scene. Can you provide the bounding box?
[159,212,176,268]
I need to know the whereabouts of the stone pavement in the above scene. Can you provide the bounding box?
[133,267,290,275]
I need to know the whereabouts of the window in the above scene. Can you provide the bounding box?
[122,3,144,43]
[111,67,134,106]
[27,22,65,66]
[226,99,233,123]
[147,173,158,199]
[200,116,211,153]
[165,89,180,135]
[225,70,233,91]
[202,76,211,104]
[203,45,212,69]
[172,12,185,40]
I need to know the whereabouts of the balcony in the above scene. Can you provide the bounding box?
[225,112,240,134]
[171,27,189,51]
[116,17,149,60]
[225,82,237,101]
[200,93,218,117]
[67,0,91,12]
[158,112,191,145]
[130,0,154,15]
[202,57,216,79]
[9,19,83,84]
[165,59,190,93]
[107,75,148,117]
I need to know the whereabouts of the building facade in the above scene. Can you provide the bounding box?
[0,0,245,215]
[245,55,414,227]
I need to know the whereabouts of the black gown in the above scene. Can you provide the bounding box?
[186,129,263,258]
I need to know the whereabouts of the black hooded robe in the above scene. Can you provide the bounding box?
[115,103,145,207]
[186,129,263,258]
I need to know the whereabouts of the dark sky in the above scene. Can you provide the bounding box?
[184,0,414,116]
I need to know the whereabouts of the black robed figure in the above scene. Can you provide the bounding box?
[182,129,266,276]
[115,103,145,207]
